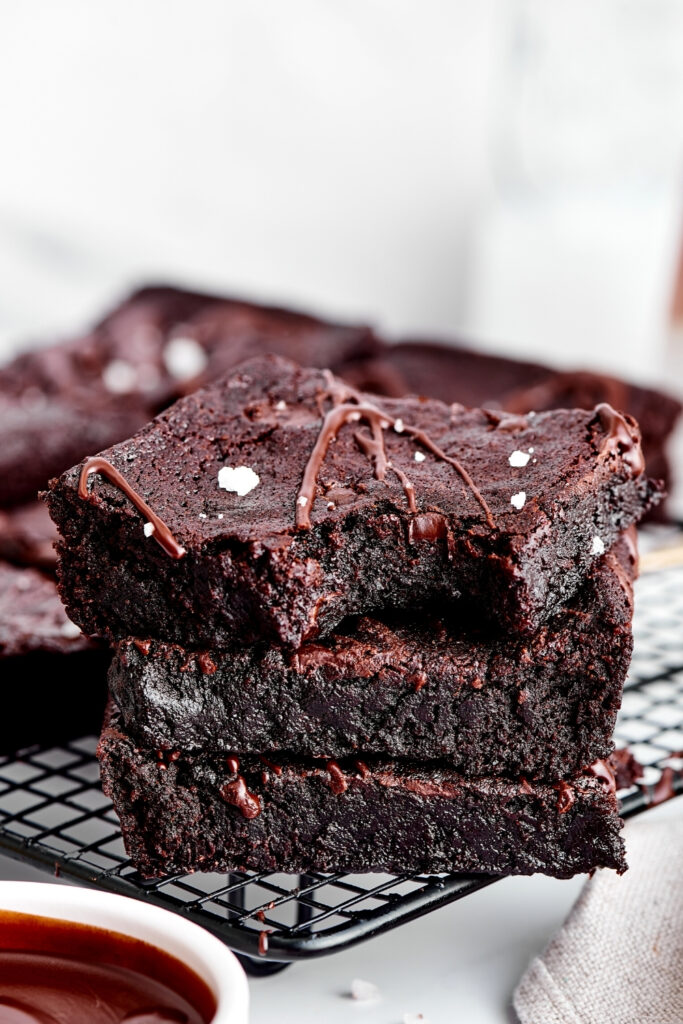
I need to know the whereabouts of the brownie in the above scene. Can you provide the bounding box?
[0,393,148,508]
[99,698,626,879]
[48,355,660,648]
[0,501,59,571]
[350,342,681,518]
[0,286,377,507]
[0,562,109,752]
[108,533,636,779]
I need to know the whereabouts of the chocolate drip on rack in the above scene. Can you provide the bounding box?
[78,457,186,559]
[296,380,494,529]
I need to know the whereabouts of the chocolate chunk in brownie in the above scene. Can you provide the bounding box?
[48,356,660,648]
[98,699,626,879]
[0,562,109,752]
[109,533,636,779]
[349,342,681,519]
[0,501,60,571]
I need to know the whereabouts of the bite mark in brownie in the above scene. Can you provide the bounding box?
[108,533,637,779]
[47,356,660,648]
[98,699,626,879]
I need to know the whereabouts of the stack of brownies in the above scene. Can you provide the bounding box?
[46,354,662,879]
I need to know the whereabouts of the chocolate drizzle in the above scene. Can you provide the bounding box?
[197,652,217,675]
[326,759,348,794]
[260,756,283,776]
[553,780,575,814]
[588,759,617,795]
[648,766,678,806]
[78,457,186,559]
[220,775,262,819]
[595,404,645,476]
[296,380,494,529]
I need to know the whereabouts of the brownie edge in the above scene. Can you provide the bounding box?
[99,700,627,880]
[107,532,637,778]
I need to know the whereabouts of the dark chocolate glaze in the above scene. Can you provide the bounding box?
[650,766,677,806]
[595,404,645,477]
[219,776,261,819]
[587,759,617,795]
[553,781,576,814]
[79,457,186,559]
[326,760,348,795]
[296,379,494,529]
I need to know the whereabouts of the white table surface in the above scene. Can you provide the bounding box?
[2,799,680,1023]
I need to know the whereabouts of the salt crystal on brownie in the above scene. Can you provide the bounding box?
[511,491,526,510]
[217,465,260,496]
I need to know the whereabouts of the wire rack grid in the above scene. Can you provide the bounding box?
[0,542,681,973]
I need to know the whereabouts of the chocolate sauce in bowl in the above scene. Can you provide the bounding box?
[0,910,215,1024]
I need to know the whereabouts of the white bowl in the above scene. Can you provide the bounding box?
[0,881,249,1023]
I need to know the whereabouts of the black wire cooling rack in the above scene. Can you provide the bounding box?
[0,533,681,975]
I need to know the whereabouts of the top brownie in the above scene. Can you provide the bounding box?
[47,355,660,648]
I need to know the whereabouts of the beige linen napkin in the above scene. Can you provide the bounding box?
[514,816,683,1024]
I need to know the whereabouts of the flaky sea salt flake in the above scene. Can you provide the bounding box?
[163,336,208,380]
[394,418,404,433]
[217,465,260,497]
[591,535,605,556]
[102,359,138,394]
[509,450,531,467]
[510,491,526,510]
[414,451,426,462]
[143,522,155,537]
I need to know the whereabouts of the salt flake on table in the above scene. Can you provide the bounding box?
[350,978,380,1002]
[510,491,526,510]
[217,466,260,496]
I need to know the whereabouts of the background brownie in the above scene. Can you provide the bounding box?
[0,562,108,753]
[0,393,148,507]
[0,285,377,505]
[99,699,626,880]
[0,501,60,572]
[48,356,659,649]
[349,341,681,517]
[109,534,636,779]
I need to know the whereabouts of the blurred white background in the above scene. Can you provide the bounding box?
[1,0,682,379]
